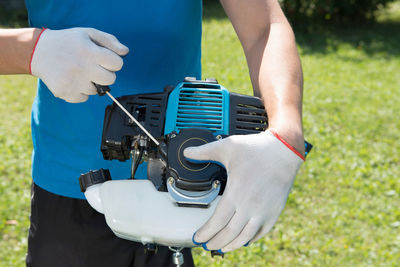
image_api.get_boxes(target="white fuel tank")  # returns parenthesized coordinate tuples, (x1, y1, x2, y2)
(85, 179, 219, 247)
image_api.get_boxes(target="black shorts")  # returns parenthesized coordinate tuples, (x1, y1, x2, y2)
(26, 183, 194, 267)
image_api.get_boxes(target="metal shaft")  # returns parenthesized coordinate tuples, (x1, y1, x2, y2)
(105, 91, 160, 146)
(131, 148, 140, 179)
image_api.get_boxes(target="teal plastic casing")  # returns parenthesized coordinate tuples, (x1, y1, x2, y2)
(164, 81, 230, 136)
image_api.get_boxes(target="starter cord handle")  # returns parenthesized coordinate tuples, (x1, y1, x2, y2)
(94, 83, 160, 146)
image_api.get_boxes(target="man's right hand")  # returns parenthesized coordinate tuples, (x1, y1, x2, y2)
(30, 28, 129, 103)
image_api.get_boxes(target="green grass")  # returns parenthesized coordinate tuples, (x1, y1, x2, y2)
(0, 75, 35, 265)
(1, 2, 400, 266)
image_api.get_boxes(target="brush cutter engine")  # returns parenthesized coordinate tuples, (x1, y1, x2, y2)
(79, 77, 311, 262)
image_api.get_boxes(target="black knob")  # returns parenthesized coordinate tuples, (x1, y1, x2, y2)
(79, 169, 111, 192)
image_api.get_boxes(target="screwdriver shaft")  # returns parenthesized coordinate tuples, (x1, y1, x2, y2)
(105, 91, 160, 146)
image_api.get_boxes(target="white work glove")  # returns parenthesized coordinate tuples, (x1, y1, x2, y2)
(184, 129, 304, 253)
(30, 28, 129, 103)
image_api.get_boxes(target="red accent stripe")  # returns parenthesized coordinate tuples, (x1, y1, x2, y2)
(29, 27, 47, 75)
(269, 129, 305, 161)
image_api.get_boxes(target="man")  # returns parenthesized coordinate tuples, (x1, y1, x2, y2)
(0, 0, 305, 266)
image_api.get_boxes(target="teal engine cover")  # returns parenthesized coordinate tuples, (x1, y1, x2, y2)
(164, 79, 230, 136)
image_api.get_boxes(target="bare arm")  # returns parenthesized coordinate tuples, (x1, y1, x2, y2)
(0, 28, 41, 74)
(220, 0, 304, 154)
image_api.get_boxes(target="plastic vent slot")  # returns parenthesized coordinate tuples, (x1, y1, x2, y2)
(235, 103, 267, 132)
(176, 88, 224, 132)
(126, 96, 164, 128)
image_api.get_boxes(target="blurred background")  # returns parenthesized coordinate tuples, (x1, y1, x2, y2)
(0, 0, 399, 266)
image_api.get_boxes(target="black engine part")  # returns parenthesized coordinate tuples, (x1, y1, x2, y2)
(101, 91, 169, 161)
(79, 168, 111, 192)
(166, 129, 227, 192)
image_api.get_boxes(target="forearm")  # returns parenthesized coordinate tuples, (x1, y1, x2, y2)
(246, 22, 304, 153)
(0, 28, 41, 74)
(221, 0, 304, 154)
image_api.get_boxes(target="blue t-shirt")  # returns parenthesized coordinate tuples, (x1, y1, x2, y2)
(25, 0, 202, 199)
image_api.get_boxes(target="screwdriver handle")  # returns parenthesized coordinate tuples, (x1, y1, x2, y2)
(94, 84, 111, 96)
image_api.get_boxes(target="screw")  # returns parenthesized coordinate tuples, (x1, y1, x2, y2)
(170, 134, 176, 139)
(213, 180, 220, 189)
(168, 177, 175, 185)
(216, 135, 222, 140)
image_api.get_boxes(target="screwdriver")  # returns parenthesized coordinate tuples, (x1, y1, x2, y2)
(94, 84, 160, 146)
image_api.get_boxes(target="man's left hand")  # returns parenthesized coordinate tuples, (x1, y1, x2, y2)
(184, 129, 304, 252)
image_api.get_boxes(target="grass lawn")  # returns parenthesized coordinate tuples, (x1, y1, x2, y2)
(1, 2, 399, 266)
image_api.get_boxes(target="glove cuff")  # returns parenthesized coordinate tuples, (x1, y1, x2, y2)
(268, 129, 305, 161)
(29, 27, 47, 75)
